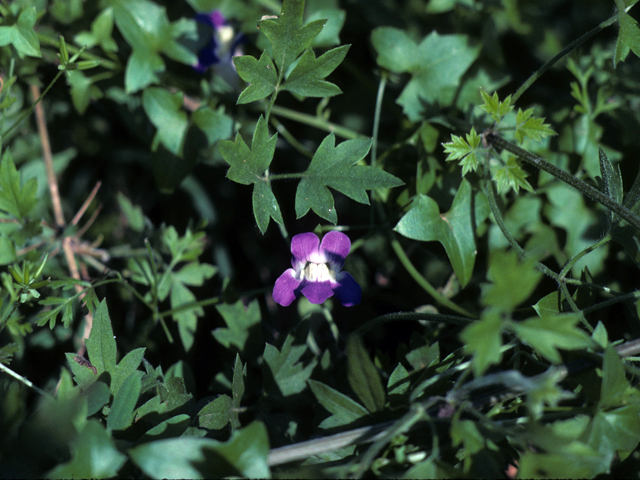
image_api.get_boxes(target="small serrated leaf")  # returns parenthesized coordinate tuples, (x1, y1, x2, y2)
(479, 90, 513, 123)
(492, 156, 534, 194)
(443, 127, 482, 175)
(515, 108, 555, 143)
(253, 181, 284, 234)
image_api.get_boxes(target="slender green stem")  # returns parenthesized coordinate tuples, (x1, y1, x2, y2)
(267, 172, 305, 181)
(269, 116, 313, 158)
(512, 13, 617, 103)
(483, 174, 559, 280)
(558, 234, 611, 281)
(371, 71, 388, 169)
(391, 238, 476, 318)
(582, 290, 640, 315)
(269, 104, 363, 139)
(1, 70, 64, 139)
(559, 281, 593, 332)
(487, 133, 640, 232)
(0, 362, 51, 397)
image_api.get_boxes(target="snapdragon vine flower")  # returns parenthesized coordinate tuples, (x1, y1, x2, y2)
(193, 10, 244, 84)
(273, 232, 361, 307)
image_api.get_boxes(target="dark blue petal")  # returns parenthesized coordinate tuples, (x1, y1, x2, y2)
(333, 272, 361, 306)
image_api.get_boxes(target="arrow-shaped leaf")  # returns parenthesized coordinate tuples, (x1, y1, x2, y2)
(394, 179, 476, 287)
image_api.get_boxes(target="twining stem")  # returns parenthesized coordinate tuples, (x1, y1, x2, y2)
(487, 133, 640, 232)
(0, 362, 51, 397)
(351, 311, 474, 337)
(1, 71, 64, 140)
(558, 233, 611, 281)
(511, 3, 638, 103)
(269, 104, 363, 139)
(483, 174, 558, 279)
(371, 71, 388, 169)
(391, 238, 476, 318)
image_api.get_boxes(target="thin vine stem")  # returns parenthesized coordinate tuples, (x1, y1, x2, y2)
(352, 311, 475, 337)
(487, 133, 640, 233)
(482, 170, 559, 280)
(511, 6, 634, 103)
(1, 70, 64, 140)
(371, 70, 388, 169)
(268, 104, 362, 139)
(391, 238, 476, 318)
(558, 233, 611, 281)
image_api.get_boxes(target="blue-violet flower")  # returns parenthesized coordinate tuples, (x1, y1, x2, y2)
(273, 231, 361, 307)
(193, 11, 244, 83)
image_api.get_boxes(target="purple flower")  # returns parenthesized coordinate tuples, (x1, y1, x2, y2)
(193, 11, 245, 83)
(273, 232, 361, 307)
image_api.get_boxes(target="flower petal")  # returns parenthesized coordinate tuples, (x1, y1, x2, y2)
(291, 232, 324, 267)
(273, 269, 302, 306)
(333, 272, 361, 307)
(320, 231, 351, 270)
(301, 280, 334, 304)
(194, 40, 220, 72)
(195, 11, 227, 28)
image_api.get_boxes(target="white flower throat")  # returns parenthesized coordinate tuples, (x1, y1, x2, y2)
(302, 262, 336, 282)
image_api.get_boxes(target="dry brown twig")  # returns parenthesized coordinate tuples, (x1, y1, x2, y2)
(31, 84, 109, 356)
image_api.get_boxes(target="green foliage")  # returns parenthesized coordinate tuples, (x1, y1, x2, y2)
(0, 7, 41, 58)
(308, 379, 368, 428)
(263, 326, 317, 397)
(295, 134, 403, 223)
(219, 115, 283, 234)
(129, 421, 270, 478)
(0, 150, 38, 220)
(108, 0, 197, 93)
(213, 299, 261, 352)
(394, 179, 482, 287)
(345, 335, 385, 413)
(2, 0, 640, 478)
(371, 27, 480, 121)
(442, 127, 482, 175)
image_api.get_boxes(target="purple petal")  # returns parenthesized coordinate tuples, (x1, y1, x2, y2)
(273, 269, 302, 306)
(333, 272, 361, 307)
(291, 233, 324, 267)
(320, 231, 351, 270)
(195, 11, 227, 28)
(301, 280, 334, 304)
